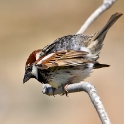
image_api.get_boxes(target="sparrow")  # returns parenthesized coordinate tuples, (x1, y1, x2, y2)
(23, 12, 122, 95)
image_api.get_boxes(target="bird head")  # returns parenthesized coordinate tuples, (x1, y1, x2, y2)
(23, 49, 42, 83)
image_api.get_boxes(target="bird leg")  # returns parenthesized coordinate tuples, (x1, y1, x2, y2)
(63, 84, 69, 97)
(52, 87, 56, 97)
(63, 76, 77, 97)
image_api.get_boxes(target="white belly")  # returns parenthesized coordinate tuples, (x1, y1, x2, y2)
(48, 64, 93, 89)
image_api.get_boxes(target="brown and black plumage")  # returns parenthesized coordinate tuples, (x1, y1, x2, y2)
(23, 12, 122, 93)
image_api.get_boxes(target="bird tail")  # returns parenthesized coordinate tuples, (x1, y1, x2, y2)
(87, 12, 123, 60)
(93, 62, 110, 69)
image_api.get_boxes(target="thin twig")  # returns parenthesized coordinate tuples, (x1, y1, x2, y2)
(76, 0, 116, 34)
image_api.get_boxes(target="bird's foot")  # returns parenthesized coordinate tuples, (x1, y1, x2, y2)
(63, 76, 77, 97)
(64, 84, 69, 97)
(52, 87, 56, 97)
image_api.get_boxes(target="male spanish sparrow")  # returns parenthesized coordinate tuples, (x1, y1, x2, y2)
(23, 12, 122, 95)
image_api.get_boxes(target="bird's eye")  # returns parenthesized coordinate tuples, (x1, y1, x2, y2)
(26, 65, 32, 72)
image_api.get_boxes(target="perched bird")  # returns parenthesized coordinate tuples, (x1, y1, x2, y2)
(23, 12, 122, 95)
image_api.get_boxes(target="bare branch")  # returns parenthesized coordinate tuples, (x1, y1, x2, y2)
(76, 0, 116, 34)
(42, 82, 111, 124)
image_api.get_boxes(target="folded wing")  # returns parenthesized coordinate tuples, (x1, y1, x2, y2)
(36, 50, 90, 69)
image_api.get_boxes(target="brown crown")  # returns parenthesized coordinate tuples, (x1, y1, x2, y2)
(25, 49, 41, 67)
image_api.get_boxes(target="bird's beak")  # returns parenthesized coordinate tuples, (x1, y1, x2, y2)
(23, 71, 32, 84)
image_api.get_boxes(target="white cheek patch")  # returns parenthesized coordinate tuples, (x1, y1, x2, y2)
(37, 53, 55, 64)
(32, 64, 38, 79)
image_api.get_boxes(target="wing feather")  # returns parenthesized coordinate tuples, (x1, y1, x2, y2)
(36, 50, 90, 69)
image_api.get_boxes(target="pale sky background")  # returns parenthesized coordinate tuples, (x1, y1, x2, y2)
(0, 0, 124, 124)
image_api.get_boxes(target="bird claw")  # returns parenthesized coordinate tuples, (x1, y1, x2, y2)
(62, 76, 76, 97)
(52, 87, 56, 97)
(63, 84, 69, 97)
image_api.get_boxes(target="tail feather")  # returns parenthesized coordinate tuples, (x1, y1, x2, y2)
(94, 12, 123, 42)
(87, 12, 123, 60)
(94, 62, 110, 69)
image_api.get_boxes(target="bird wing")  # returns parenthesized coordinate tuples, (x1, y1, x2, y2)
(41, 34, 93, 56)
(35, 50, 90, 69)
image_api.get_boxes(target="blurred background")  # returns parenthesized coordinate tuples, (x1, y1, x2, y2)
(0, 0, 124, 124)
